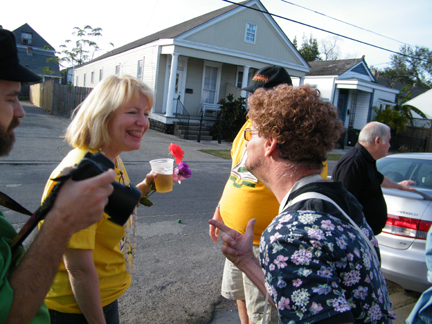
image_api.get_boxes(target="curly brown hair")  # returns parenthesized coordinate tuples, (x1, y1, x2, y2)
(247, 84, 344, 169)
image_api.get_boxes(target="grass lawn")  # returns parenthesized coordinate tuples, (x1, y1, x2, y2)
(200, 149, 344, 161)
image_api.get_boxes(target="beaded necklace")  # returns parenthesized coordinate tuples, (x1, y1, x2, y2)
(99, 149, 137, 274)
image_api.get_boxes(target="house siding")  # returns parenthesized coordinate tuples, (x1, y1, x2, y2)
(183, 4, 300, 65)
(304, 77, 336, 101)
(74, 43, 159, 89)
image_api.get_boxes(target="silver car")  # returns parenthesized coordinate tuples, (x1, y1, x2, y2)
(376, 153, 432, 293)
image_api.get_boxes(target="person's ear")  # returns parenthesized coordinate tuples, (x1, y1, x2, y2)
(375, 137, 381, 145)
(264, 137, 278, 157)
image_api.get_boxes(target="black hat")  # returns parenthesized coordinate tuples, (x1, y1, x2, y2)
(242, 65, 292, 93)
(0, 29, 42, 83)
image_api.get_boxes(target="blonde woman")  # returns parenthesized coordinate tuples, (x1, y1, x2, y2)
(40, 75, 156, 324)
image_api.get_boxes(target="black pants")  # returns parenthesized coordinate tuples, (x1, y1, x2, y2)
(49, 300, 119, 324)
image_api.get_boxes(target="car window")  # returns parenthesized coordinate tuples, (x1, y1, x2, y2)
(377, 158, 432, 188)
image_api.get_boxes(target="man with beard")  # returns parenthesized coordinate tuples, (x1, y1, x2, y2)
(209, 84, 395, 323)
(0, 29, 116, 324)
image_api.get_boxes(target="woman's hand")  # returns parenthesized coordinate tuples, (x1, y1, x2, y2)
(136, 171, 158, 196)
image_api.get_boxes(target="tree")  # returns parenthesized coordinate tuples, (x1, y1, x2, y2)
(372, 107, 408, 134)
(56, 26, 113, 69)
(293, 34, 321, 62)
(320, 36, 341, 61)
(376, 45, 432, 89)
(394, 85, 428, 126)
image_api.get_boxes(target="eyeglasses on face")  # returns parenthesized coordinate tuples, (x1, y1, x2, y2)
(244, 128, 258, 141)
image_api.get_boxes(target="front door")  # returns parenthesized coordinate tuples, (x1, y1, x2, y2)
(173, 70, 184, 114)
(337, 89, 349, 125)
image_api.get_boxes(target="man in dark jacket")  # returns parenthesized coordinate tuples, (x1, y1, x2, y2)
(332, 121, 415, 234)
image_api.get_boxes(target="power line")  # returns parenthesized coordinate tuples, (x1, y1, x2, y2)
(222, 0, 428, 63)
(280, 0, 416, 48)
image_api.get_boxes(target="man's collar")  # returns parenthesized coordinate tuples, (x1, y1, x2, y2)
(355, 142, 375, 162)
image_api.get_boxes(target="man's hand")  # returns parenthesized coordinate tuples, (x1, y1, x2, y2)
(46, 169, 116, 234)
(209, 205, 222, 243)
(398, 180, 416, 191)
(208, 218, 257, 271)
(382, 176, 416, 192)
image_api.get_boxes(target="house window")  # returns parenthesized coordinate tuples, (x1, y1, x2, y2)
(21, 32, 33, 45)
(137, 59, 143, 80)
(115, 64, 120, 75)
(244, 22, 257, 44)
(99, 69, 103, 81)
(236, 71, 243, 88)
(202, 61, 222, 104)
(76, 76, 78, 86)
(26, 47, 33, 55)
(90, 71, 94, 84)
(83, 74, 86, 87)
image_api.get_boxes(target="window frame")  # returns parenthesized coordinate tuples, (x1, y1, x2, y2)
(244, 22, 257, 44)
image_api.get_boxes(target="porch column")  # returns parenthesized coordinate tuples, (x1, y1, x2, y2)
(299, 77, 305, 85)
(240, 65, 250, 98)
(165, 52, 179, 117)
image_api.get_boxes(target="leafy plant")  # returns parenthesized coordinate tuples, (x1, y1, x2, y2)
(394, 84, 427, 126)
(210, 94, 247, 142)
(372, 107, 408, 134)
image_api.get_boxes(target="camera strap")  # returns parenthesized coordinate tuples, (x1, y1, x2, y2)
(0, 191, 33, 216)
(0, 173, 72, 252)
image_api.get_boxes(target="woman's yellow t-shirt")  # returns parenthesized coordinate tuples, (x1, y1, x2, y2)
(39, 148, 131, 313)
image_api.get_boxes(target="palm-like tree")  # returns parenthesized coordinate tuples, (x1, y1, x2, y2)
(372, 107, 408, 134)
(396, 85, 427, 126)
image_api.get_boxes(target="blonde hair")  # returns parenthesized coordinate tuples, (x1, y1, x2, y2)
(65, 75, 154, 149)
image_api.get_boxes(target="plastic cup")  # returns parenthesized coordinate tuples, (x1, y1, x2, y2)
(149, 158, 174, 193)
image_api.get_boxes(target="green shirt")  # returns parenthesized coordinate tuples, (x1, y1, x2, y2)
(0, 211, 50, 323)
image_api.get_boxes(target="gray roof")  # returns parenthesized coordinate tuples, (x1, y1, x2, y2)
(306, 58, 364, 76)
(89, 1, 248, 64)
(375, 76, 429, 99)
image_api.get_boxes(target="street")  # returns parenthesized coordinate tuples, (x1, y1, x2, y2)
(0, 103, 421, 323)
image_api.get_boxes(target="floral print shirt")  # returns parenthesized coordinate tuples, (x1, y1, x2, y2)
(260, 209, 395, 324)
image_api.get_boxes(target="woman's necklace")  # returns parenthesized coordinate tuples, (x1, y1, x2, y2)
(99, 148, 137, 274)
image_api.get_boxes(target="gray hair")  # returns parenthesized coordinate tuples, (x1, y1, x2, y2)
(358, 122, 391, 144)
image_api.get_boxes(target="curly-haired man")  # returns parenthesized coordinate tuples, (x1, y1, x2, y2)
(210, 84, 395, 324)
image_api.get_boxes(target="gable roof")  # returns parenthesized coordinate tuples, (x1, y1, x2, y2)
(12, 23, 55, 50)
(91, 1, 248, 64)
(306, 58, 364, 76)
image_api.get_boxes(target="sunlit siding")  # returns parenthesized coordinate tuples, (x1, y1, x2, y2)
(183, 4, 300, 65)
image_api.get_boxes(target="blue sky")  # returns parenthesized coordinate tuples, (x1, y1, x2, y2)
(2, 0, 431, 69)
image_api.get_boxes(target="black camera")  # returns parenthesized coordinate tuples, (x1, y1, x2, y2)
(9, 152, 142, 252)
(71, 152, 142, 226)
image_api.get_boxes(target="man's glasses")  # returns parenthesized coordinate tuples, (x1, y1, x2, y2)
(244, 128, 258, 141)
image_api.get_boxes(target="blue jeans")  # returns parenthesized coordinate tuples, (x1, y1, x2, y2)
(49, 300, 119, 324)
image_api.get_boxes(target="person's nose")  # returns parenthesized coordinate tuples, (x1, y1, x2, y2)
(14, 101, 25, 119)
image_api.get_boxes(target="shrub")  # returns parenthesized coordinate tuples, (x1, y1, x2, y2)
(210, 94, 247, 142)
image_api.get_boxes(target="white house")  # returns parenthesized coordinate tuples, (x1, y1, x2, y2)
(405, 89, 432, 119)
(72, 0, 309, 133)
(304, 58, 400, 133)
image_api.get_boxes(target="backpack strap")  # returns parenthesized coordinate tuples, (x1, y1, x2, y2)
(285, 192, 379, 261)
